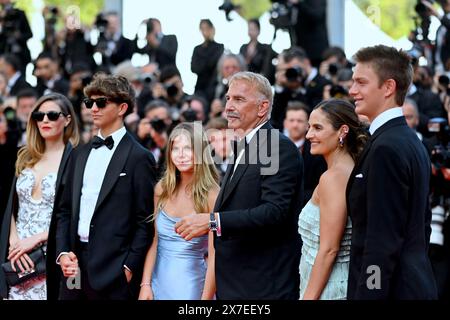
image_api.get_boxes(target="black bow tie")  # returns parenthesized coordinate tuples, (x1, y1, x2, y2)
(92, 135, 114, 150)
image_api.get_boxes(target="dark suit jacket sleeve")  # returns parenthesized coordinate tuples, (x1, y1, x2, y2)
(123, 151, 156, 272)
(158, 35, 178, 62)
(355, 144, 410, 299)
(54, 151, 75, 256)
(219, 139, 303, 237)
(297, 0, 327, 22)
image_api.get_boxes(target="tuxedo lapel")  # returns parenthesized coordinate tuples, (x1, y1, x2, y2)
(214, 162, 234, 210)
(219, 123, 271, 206)
(94, 133, 133, 212)
(346, 117, 406, 202)
(221, 159, 249, 205)
(72, 145, 91, 219)
(55, 143, 72, 193)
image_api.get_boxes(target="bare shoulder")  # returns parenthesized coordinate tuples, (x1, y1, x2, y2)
(318, 166, 352, 196)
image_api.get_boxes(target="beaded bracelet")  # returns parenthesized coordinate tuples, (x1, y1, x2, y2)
(140, 282, 151, 287)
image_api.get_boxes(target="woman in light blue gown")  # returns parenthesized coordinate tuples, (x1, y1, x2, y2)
(298, 99, 368, 300)
(139, 122, 219, 300)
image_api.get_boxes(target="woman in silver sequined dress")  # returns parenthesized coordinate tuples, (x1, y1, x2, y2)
(0, 93, 79, 300)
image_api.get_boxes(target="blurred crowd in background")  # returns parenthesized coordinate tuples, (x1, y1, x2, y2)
(0, 0, 450, 299)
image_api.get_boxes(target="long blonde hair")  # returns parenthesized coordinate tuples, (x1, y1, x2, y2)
(15, 93, 80, 176)
(157, 122, 219, 215)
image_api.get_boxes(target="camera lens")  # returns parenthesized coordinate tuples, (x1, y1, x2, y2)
(166, 84, 179, 97)
(329, 63, 339, 76)
(285, 67, 302, 82)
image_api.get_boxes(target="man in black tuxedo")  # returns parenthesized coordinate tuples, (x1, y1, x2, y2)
(283, 102, 326, 206)
(271, 46, 331, 130)
(0, 54, 32, 96)
(293, 0, 329, 68)
(346, 45, 437, 299)
(0, 0, 32, 74)
(55, 74, 156, 300)
(175, 71, 304, 299)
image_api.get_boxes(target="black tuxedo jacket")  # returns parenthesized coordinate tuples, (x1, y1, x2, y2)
(0, 143, 73, 299)
(9, 75, 32, 96)
(213, 122, 304, 299)
(294, 0, 329, 66)
(54, 132, 156, 295)
(346, 116, 438, 299)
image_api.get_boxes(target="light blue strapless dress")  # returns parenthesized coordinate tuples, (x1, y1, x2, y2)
(151, 209, 208, 300)
(298, 200, 352, 300)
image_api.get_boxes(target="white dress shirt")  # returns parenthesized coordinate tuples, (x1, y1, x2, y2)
(6, 71, 21, 95)
(78, 126, 127, 242)
(369, 107, 403, 136)
(231, 121, 268, 176)
(217, 121, 268, 236)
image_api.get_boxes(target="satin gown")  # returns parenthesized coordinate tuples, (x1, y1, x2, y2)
(151, 209, 208, 300)
(298, 200, 352, 300)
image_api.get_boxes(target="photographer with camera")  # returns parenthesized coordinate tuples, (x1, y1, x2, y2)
(152, 65, 187, 116)
(270, 0, 329, 67)
(92, 11, 134, 72)
(136, 99, 174, 177)
(319, 46, 352, 81)
(408, 65, 446, 136)
(0, 54, 32, 97)
(0, 0, 32, 75)
(179, 95, 207, 123)
(135, 18, 178, 70)
(33, 52, 69, 97)
(271, 46, 330, 130)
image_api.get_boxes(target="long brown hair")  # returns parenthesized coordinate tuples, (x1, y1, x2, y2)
(157, 122, 219, 215)
(15, 93, 80, 176)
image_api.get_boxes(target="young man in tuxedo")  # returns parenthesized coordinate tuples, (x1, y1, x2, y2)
(346, 45, 437, 299)
(55, 74, 156, 300)
(175, 71, 304, 299)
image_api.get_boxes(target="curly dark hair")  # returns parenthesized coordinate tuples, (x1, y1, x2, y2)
(84, 72, 136, 117)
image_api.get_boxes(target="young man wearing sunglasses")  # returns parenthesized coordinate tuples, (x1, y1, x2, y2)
(54, 73, 157, 300)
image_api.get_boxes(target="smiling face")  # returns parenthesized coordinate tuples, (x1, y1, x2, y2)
(35, 101, 70, 142)
(170, 134, 194, 173)
(349, 62, 387, 122)
(306, 108, 340, 156)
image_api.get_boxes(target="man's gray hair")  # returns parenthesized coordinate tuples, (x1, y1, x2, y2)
(228, 71, 273, 117)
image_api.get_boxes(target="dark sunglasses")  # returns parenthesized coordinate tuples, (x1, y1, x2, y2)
(31, 111, 64, 122)
(83, 97, 118, 109)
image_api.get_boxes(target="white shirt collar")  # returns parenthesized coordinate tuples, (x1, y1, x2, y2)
(98, 126, 127, 143)
(369, 107, 403, 135)
(407, 84, 417, 96)
(244, 121, 268, 144)
(7, 72, 21, 88)
(305, 67, 318, 86)
(294, 138, 305, 149)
